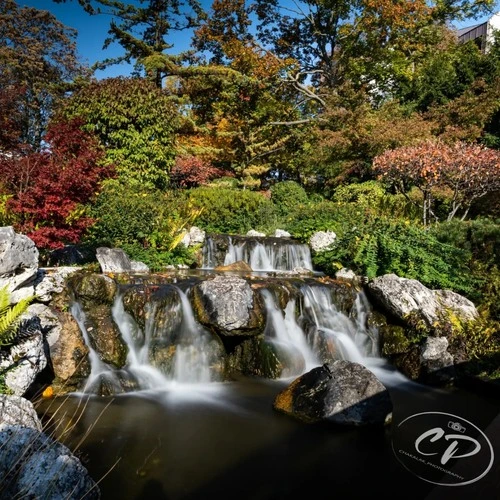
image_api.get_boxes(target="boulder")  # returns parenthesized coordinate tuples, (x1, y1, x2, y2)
(181, 226, 206, 247)
(366, 274, 478, 331)
(193, 275, 264, 336)
(0, 226, 39, 301)
(273, 361, 392, 425)
(0, 315, 47, 396)
(214, 260, 253, 272)
(309, 231, 337, 253)
(0, 394, 42, 431)
(96, 247, 149, 274)
(34, 266, 81, 303)
(0, 426, 100, 499)
(246, 230, 266, 237)
(274, 229, 291, 238)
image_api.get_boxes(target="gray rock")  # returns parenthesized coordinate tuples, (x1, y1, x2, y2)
(96, 247, 149, 273)
(0, 426, 100, 499)
(181, 226, 206, 247)
(309, 230, 337, 252)
(367, 274, 478, 330)
(197, 275, 257, 333)
(0, 316, 47, 396)
(246, 229, 266, 237)
(274, 229, 291, 238)
(0, 395, 42, 431)
(0, 226, 39, 299)
(420, 336, 455, 384)
(274, 361, 392, 425)
(335, 268, 357, 281)
(34, 267, 81, 303)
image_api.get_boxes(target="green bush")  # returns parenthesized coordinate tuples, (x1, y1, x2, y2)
(188, 187, 275, 234)
(312, 216, 474, 295)
(270, 181, 309, 217)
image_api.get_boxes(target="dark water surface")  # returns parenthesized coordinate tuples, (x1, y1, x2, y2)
(36, 377, 499, 500)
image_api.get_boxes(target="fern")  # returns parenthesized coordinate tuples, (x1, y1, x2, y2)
(0, 286, 35, 346)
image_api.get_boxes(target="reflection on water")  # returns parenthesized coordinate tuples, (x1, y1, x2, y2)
(35, 377, 499, 500)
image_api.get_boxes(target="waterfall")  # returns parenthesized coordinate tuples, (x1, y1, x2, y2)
(261, 289, 319, 377)
(299, 285, 374, 364)
(202, 235, 313, 272)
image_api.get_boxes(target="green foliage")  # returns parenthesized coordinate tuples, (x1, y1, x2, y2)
(59, 77, 180, 190)
(0, 286, 34, 347)
(85, 180, 200, 268)
(312, 216, 474, 295)
(270, 181, 309, 217)
(188, 187, 275, 234)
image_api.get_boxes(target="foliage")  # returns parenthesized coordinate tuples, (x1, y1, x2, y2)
(373, 140, 500, 225)
(0, 286, 35, 347)
(170, 155, 230, 188)
(270, 181, 309, 217)
(313, 216, 473, 295)
(0, 0, 89, 150)
(58, 77, 180, 190)
(187, 187, 275, 234)
(86, 180, 202, 268)
(0, 118, 113, 249)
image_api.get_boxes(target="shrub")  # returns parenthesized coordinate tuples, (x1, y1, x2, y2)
(270, 181, 309, 217)
(188, 187, 275, 234)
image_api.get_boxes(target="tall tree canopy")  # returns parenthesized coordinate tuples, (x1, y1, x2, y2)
(0, 0, 89, 150)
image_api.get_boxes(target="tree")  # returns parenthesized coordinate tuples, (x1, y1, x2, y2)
(373, 140, 500, 225)
(0, 0, 89, 149)
(170, 155, 229, 188)
(58, 77, 180, 189)
(0, 118, 114, 249)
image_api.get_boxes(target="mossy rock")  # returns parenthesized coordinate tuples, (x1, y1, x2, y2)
(69, 272, 117, 306)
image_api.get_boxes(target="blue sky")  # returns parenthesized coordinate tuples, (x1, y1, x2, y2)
(21, 1, 498, 80)
(21, 0, 202, 79)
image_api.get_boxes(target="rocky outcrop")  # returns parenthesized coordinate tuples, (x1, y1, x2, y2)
(0, 395, 100, 499)
(274, 361, 392, 425)
(366, 274, 478, 331)
(33, 266, 81, 303)
(0, 226, 39, 302)
(0, 315, 47, 396)
(193, 275, 265, 336)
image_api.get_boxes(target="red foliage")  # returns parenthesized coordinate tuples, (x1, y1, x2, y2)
(373, 140, 500, 222)
(0, 118, 114, 249)
(170, 155, 231, 188)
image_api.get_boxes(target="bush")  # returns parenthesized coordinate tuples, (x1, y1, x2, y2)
(312, 216, 474, 295)
(270, 181, 309, 216)
(188, 187, 275, 234)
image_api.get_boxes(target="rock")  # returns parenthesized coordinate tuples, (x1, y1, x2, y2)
(274, 229, 291, 238)
(70, 273, 117, 306)
(246, 230, 266, 237)
(0, 395, 42, 431)
(335, 268, 358, 282)
(366, 274, 478, 331)
(214, 260, 253, 272)
(96, 247, 149, 273)
(193, 275, 264, 335)
(0, 426, 100, 499)
(34, 267, 81, 303)
(0, 315, 47, 396)
(33, 305, 90, 393)
(0, 226, 39, 300)
(309, 231, 336, 253)
(45, 245, 95, 266)
(273, 361, 392, 425)
(420, 336, 455, 384)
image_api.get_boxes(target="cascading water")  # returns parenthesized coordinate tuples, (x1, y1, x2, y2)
(260, 289, 319, 377)
(202, 235, 313, 272)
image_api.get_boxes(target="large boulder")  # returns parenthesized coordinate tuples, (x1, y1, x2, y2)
(193, 275, 265, 336)
(273, 361, 392, 426)
(34, 266, 81, 303)
(309, 230, 337, 253)
(366, 274, 478, 331)
(0, 425, 100, 499)
(0, 226, 39, 302)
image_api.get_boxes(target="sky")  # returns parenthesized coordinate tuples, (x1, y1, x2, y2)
(20, 0, 499, 80)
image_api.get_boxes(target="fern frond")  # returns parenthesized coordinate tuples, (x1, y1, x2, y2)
(0, 291, 35, 346)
